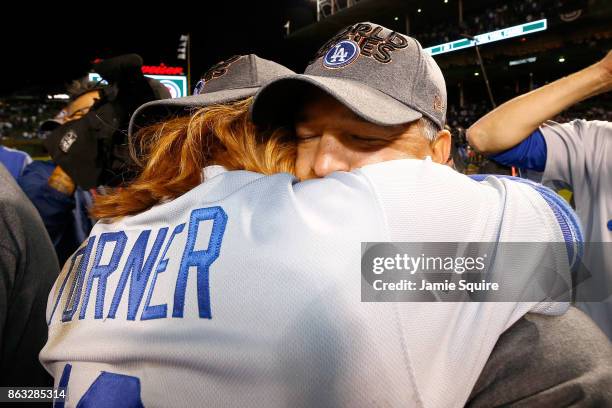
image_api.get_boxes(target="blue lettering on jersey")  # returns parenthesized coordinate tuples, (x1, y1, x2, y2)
(61, 238, 96, 322)
(108, 228, 169, 320)
(173, 207, 228, 319)
(53, 364, 71, 408)
(80, 232, 128, 320)
(51, 207, 228, 323)
(49, 240, 93, 324)
(76, 372, 144, 408)
(141, 223, 185, 320)
(54, 365, 143, 408)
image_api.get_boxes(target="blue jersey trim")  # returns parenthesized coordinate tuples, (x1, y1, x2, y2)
(489, 130, 547, 172)
(469, 174, 583, 269)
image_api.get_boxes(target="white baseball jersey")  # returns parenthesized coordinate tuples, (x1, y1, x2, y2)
(41, 158, 580, 408)
(540, 120, 612, 338)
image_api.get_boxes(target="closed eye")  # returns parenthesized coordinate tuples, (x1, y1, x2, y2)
(296, 134, 320, 142)
(350, 134, 390, 145)
(351, 135, 377, 141)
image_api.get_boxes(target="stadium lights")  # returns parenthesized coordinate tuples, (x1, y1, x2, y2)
(425, 19, 547, 56)
(558, 57, 566, 62)
(509, 56, 537, 66)
(89, 73, 188, 98)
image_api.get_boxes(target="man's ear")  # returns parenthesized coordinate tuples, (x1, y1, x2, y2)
(430, 129, 451, 164)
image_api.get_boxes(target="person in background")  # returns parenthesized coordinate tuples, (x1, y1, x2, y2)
(467, 50, 612, 339)
(20, 55, 171, 265)
(18, 78, 104, 265)
(39, 78, 104, 133)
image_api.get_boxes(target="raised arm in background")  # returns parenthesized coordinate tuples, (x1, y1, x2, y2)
(467, 51, 612, 154)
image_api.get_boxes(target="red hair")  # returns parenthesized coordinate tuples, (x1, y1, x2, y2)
(91, 98, 295, 220)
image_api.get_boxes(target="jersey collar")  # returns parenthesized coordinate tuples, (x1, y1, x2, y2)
(202, 165, 228, 180)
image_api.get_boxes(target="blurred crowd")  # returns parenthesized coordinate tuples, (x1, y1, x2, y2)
(418, 0, 579, 47)
(0, 98, 63, 139)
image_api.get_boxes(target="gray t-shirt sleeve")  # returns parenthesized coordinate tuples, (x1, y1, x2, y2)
(0, 242, 18, 352)
(0, 164, 59, 386)
(541, 119, 611, 187)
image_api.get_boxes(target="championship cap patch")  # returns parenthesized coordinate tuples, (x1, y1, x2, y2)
(323, 40, 360, 68)
(194, 55, 243, 94)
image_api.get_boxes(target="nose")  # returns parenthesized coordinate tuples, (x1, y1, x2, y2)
(312, 132, 351, 178)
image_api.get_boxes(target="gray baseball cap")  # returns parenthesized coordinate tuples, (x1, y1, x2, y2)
(128, 54, 295, 137)
(251, 22, 447, 129)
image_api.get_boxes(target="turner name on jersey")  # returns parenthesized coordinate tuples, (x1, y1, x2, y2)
(48, 206, 228, 324)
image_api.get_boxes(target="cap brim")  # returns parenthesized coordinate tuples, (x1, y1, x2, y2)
(128, 87, 259, 139)
(251, 75, 422, 128)
(39, 119, 62, 132)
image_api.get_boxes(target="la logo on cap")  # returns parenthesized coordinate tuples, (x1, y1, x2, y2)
(323, 40, 360, 68)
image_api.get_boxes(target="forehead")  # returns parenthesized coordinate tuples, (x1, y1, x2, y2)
(298, 91, 352, 120)
(296, 90, 404, 134)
